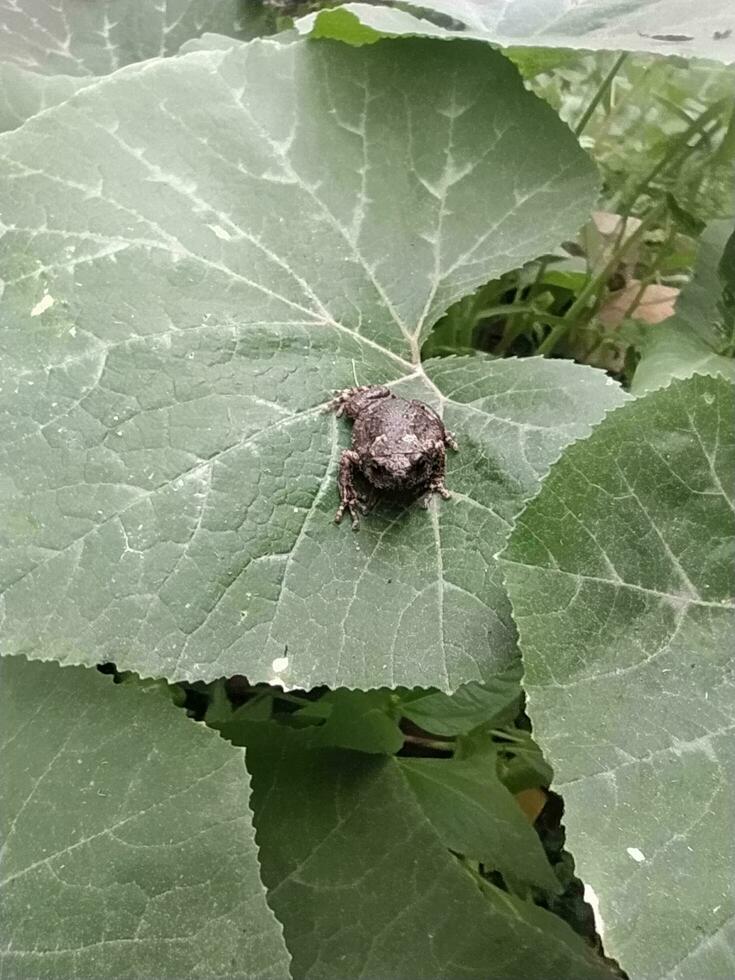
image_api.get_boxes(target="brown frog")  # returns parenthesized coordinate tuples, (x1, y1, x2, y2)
(327, 385, 458, 529)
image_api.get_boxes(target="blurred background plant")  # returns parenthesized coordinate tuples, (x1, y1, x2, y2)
(255, 4, 735, 386)
(421, 48, 735, 383)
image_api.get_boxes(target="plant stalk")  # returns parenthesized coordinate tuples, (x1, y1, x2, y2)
(618, 98, 730, 212)
(402, 733, 455, 752)
(574, 52, 628, 137)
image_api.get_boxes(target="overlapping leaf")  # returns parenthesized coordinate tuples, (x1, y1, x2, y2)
(0, 37, 622, 691)
(245, 723, 614, 979)
(502, 376, 735, 978)
(0, 658, 290, 979)
(0, 0, 261, 76)
(300, 0, 735, 64)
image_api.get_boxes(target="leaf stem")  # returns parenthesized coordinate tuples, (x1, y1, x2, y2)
(402, 733, 455, 753)
(574, 52, 628, 138)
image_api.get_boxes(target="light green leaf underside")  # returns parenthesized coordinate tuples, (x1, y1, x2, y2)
(634, 220, 735, 393)
(502, 376, 735, 979)
(0, 38, 618, 691)
(0, 657, 290, 979)
(300, 0, 735, 64)
(0, 0, 260, 76)
(245, 724, 614, 980)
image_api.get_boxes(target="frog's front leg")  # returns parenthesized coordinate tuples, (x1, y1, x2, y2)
(328, 385, 392, 419)
(334, 449, 363, 529)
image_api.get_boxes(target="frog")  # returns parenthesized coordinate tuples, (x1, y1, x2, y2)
(327, 385, 459, 529)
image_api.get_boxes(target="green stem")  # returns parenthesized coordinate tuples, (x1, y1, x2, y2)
(489, 729, 528, 744)
(537, 207, 663, 357)
(402, 733, 455, 753)
(574, 52, 628, 137)
(474, 303, 538, 319)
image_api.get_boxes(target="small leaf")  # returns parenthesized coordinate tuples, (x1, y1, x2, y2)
(301, 689, 405, 754)
(400, 658, 523, 735)
(399, 754, 561, 893)
(0, 657, 290, 979)
(245, 723, 617, 979)
(502, 375, 735, 979)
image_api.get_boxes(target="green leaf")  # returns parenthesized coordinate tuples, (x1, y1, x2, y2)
(245, 724, 616, 979)
(400, 658, 523, 735)
(502, 376, 735, 979)
(634, 220, 735, 392)
(0, 64, 93, 136)
(0, 0, 263, 76)
(299, 0, 735, 64)
(300, 689, 405, 754)
(0, 657, 290, 979)
(0, 38, 620, 691)
(398, 754, 561, 893)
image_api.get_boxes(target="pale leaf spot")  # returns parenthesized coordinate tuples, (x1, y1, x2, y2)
(31, 294, 54, 317)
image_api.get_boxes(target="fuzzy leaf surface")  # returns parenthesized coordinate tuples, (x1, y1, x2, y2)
(502, 376, 735, 979)
(0, 0, 261, 76)
(0, 64, 92, 136)
(0, 658, 290, 979)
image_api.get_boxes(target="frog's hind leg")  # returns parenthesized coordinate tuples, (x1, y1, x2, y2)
(444, 430, 459, 452)
(327, 385, 392, 419)
(425, 442, 452, 503)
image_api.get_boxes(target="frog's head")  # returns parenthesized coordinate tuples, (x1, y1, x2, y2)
(366, 434, 431, 488)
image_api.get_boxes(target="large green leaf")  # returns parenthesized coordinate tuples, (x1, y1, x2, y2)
(0, 658, 290, 979)
(0, 38, 622, 691)
(502, 376, 735, 979)
(0, 0, 263, 76)
(634, 220, 735, 393)
(300, 0, 735, 64)
(245, 723, 615, 979)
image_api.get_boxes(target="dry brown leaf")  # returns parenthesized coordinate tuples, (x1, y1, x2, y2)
(598, 280, 680, 327)
(591, 210, 642, 241)
(515, 787, 548, 824)
(584, 211, 643, 272)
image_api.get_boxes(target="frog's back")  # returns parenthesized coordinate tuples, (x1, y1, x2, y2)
(354, 396, 443, 444)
